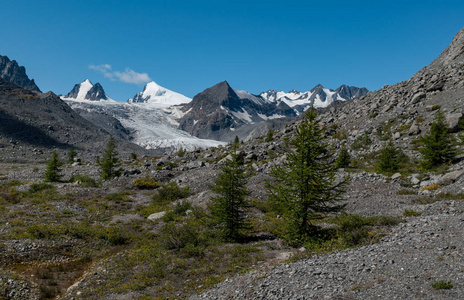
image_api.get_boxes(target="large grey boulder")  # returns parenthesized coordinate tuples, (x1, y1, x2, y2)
(410, 92, 426, 104)
(435, 169, 464, 186)
(445, 112, 463, 133)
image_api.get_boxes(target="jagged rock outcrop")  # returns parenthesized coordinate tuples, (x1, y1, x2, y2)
(0, 55, 41, 92)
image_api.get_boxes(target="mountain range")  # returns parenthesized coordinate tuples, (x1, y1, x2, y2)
(60, 77, 368, 144)
(0, 53, 368, 153)
(178, 81, 368, 140)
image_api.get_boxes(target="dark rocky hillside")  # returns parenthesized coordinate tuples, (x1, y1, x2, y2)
(0, 55, 41, 92)
(0, 79, 155, 162)
(178, 81, 296, 141)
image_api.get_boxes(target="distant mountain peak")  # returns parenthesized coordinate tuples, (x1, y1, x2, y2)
(128, 81, 191, 107)
(61, 79, 111, 101)
(0, 54, 41, 92)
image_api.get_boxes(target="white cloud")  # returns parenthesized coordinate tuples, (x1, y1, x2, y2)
(89, 64, 151, 85)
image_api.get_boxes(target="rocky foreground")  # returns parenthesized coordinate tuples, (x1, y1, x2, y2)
(192, 192, 464, 300)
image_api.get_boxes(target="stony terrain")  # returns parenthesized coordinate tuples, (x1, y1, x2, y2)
(0, 27, 463, 300)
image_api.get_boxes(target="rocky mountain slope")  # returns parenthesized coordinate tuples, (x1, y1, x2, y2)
(0, 78, 155, 163)
(61, 79, 112, 101)
(0, 55, 41, 92)
(178, 81, 368, 141)
(188, 26, 464, 300)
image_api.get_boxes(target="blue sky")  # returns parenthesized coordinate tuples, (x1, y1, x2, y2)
(2, 0, 463, 101)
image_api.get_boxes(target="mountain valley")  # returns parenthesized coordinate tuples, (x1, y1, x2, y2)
(0, 27, 463, 300)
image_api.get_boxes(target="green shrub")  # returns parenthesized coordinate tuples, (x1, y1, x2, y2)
(377, 140, 401, 173)
(105, 191, 133, 202)
(162, 201, 193, 222)
(70, 175, 98, 187)
(28, 183, 55, 193)
(351, 132, 372, 150)
(432, 280, 452, 289)
(153, 182, 190, 203)
(133, 177, 163, 189)
(177, 147, 186, 157)
(403, 209, 421, 217)
(431, 105, 441, 111)
(397, 189, 417, 195)
(159, 219, 206, 252)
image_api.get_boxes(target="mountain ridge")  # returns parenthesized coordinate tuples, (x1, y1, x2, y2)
(0, 55, 41, 92)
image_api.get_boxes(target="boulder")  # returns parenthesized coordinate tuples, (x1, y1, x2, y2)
(445, 112, 463, 133)
(148, 211, 166, 221)
(411, 92, 426, 104)
(435, 169, 464, 186)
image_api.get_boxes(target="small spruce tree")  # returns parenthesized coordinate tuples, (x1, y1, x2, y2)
(209, 146, 250, 241)
(377, 140, 400, 173)
(420, 110, 456, 169)
(67, 147, 77, 164)
(44, 150, 62, 182)
(265, 129, 274, 142)
(336, 145, 350, 169)
(266, 107, 347, 244)
(233, 135, 240, 147)
(99, 136, 121, 180)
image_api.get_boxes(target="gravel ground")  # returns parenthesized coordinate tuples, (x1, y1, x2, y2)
(191, 196, 464, 300)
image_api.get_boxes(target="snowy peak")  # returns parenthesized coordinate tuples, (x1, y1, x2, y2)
(178, 81, 296, 140)
(61, 79, 111, 101)
(259, 84, 368, 111)
(128, 81, 191, 107)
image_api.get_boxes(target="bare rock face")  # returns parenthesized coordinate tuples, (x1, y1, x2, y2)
(85, 83, 108, 101)
(0, 55, 41, 92)
(178, 81, 296, 141)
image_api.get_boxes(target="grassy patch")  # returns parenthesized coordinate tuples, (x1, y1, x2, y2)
(403, 209, 421, 217)
(432, 280, 453, 290)
(397, 189, 417, 195)
(133, 177, 163, 189)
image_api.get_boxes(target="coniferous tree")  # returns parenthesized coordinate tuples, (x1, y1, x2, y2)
(266, 108, 347, 244)
(377, 140, 400, 173)
(336, 145, 350, 169)
(233, 135, 240, 147)
(99, 136, 121, 180)
(44, 150, 62, 182)
(209, 147, 250, 241)
(265, 129, 274, 142)
(420, 110, 456, 169)
(67, 147, 77, 164)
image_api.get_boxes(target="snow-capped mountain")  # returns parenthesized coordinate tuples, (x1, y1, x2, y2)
(178, 81, 368, 141)
(260, 84, 369, 113)
(128, 81, 191, 107)
(61, 79, 113, 101)
(178, 81, 297, 141)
